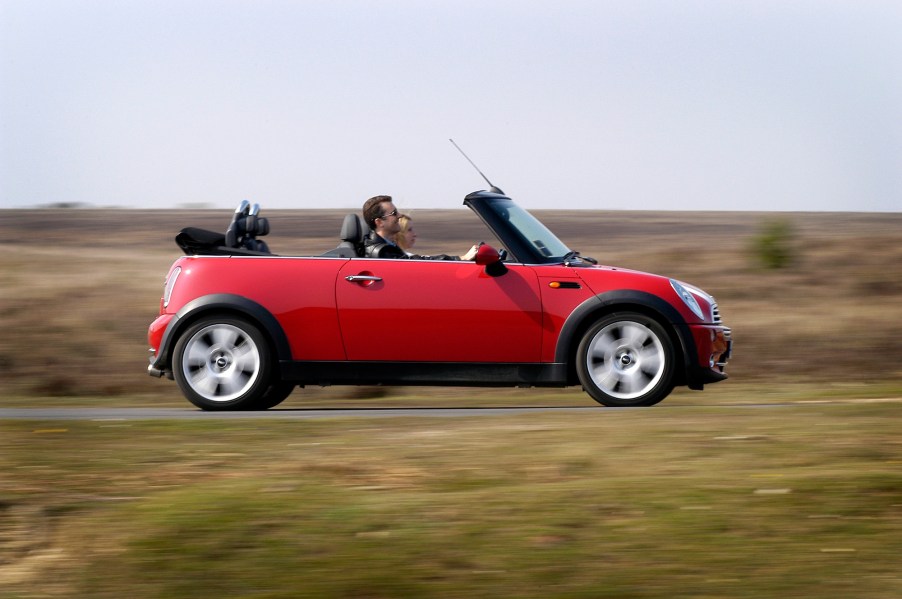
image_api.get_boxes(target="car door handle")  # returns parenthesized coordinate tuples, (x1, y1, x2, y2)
(345, 275, 383, 282)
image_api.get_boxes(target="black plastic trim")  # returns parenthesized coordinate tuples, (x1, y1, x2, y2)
(150, 294, 291, 375)
(685, 364, 729, 390)
(280, 361, 568, 387)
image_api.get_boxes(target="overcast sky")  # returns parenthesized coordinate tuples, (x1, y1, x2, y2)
(1, 0, 900, 211)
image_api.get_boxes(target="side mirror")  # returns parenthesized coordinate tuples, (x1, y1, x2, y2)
(475, 244, 508, 277)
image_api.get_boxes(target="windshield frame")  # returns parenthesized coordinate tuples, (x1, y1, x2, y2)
(463, 192, 575, 265)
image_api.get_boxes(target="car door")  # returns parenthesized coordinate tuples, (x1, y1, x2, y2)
(335, 259, 542, 362)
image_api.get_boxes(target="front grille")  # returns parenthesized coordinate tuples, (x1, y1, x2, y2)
(717, 327, 733, 367)
(712, 301, 722, 324)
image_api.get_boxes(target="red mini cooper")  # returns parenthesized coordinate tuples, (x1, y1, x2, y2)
(148, 191, 731, 410)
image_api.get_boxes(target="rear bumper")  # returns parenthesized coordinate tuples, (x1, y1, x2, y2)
(147, 314, 175, 379)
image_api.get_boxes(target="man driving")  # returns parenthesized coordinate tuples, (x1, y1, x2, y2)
(362, 195, 478, 260)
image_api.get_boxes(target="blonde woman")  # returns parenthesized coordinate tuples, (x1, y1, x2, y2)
(394, 214, 417, 255)
(393, 213, 478, 260)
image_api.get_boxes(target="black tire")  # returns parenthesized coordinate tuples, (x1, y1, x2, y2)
(253, 381, 296, 410)
(576, 312, 676, 407)
(172, 316, 275, 411)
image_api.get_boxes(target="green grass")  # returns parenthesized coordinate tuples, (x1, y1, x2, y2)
(2, 403, 901, 598)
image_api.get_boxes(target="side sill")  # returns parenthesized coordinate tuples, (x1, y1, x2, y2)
(280, 361, 568, 387)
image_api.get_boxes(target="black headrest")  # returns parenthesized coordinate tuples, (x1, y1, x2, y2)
(340, 214, 368, 243)
(226, 212, 270, 249)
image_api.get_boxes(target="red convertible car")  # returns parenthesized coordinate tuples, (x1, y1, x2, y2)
(148, 191, 731, 410)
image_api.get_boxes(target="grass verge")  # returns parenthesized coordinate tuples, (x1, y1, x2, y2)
(2, 402, 901, 598)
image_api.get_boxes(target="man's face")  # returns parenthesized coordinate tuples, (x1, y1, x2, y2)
(375, 201, 401, 237)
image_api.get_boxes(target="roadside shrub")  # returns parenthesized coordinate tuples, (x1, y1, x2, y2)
(751, 218, 796, 269)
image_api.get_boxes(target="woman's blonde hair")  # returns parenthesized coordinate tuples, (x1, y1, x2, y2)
(395, 214, 412, 251)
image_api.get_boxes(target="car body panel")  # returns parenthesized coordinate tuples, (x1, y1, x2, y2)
(532, 266, 600, 362)
(164, 256, 348, 360)
(335, 259, 543, 362)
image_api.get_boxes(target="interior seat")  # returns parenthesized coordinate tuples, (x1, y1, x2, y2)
(321, 213, 368, 257)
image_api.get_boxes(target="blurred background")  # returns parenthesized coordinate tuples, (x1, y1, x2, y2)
(1, 206, 901, 401)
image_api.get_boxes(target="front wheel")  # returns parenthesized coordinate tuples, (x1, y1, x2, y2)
(173, 316, 275, 410)
(576, 312, 675, 407)
(254, 381, 296, 410)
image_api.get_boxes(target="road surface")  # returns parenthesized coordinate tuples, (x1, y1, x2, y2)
(0, 403, 821, 420)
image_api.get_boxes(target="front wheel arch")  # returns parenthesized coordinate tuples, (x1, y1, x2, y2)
(556, 293, 693, 388)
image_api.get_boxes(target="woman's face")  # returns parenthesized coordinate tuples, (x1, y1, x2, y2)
(399, 224, 417, 247)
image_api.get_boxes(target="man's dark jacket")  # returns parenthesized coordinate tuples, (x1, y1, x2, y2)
(363, 232, 459, 260)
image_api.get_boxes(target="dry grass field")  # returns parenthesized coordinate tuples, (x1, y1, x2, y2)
(2, 206, 901, 401)
(2, 207, 902, 598)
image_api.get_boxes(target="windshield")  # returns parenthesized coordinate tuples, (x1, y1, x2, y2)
(484, 198, 571, 262)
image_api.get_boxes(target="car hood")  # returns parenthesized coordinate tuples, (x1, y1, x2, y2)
(571, 264, 713, 324)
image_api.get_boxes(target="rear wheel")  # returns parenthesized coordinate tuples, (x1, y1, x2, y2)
(576, 312, 675, 407)
(173, 316, 274, 410)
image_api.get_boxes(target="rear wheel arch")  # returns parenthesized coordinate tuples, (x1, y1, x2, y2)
(160, 294, 291, 373)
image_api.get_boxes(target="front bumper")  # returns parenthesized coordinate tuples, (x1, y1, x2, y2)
(685, 324, 732, 388)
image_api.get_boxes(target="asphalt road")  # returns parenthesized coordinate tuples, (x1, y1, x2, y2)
(0, 404, 814, 420)
(0, 406, 617, 420)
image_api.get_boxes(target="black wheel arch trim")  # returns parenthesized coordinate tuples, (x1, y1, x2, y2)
(151, 294, 291, 374)
(554, 290, 698, 382)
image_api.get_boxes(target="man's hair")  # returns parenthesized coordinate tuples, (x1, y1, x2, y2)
(363, 195, 392, 229)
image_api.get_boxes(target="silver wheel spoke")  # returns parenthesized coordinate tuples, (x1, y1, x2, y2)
(232, 343, 258, 372)
(589, 332, 616, 361)
(619, 372, 642, 396)
(185, 343, 210, 368)
(638, 346, 663, 374)
(621, 324, 647, 347)
(211, 326, 239, 349)
(592, 362, 618, 390)
(190, 369, 218, 396)
(217, 373, 247, 397)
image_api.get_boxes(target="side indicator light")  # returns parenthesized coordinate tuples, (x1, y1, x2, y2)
(549, 281, 581, 289)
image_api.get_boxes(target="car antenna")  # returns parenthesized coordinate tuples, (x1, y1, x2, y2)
(449, 138, 504, 194)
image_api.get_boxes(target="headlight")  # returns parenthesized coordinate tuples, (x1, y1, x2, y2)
(670, 279, 705, 320)
(163, 267, 181, 308)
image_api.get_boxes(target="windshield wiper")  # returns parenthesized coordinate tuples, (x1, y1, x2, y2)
(562, 251, 598, 265)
